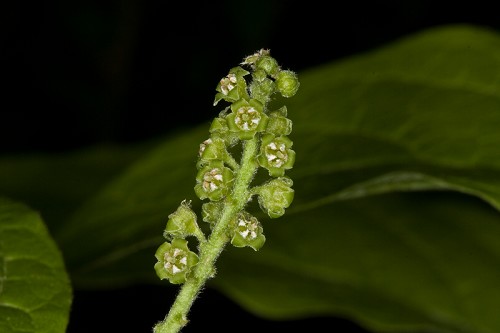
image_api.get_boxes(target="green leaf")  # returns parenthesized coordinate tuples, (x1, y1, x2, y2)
(55, 24, 500, 332)
(285, 23, 500, 211)
(0, 198, 72, 333)
(216, 191, 500, 333)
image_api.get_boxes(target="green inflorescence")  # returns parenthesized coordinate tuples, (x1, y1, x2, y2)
(153, 49, 299, 333)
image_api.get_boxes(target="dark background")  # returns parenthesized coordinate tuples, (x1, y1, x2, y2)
(3, 0, 499, 155)
(2, 1, 499, 332)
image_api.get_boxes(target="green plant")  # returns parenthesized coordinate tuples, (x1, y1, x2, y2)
(1, 24, 500, 333)
(152, 49, 299, 332)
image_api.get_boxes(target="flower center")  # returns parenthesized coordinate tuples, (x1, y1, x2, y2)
(199, 138, 212, 157)
(237, 217, 258, 240)
(202, 168, 224, 192)
(164, 248, 188, 274)
(234, 107, 261, 131)
(265, 141, 288, 168)
(220, 73, 237, 95)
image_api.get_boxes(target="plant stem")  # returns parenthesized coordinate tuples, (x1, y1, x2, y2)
(154, 137, 259, 333)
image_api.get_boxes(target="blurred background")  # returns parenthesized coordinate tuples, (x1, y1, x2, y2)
(3, 0, 499, 154)
(1, 1, 499, 332)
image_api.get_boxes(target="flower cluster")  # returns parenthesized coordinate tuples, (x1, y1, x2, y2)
(154, 49, 299, 284)
(154, 201, 202, 284)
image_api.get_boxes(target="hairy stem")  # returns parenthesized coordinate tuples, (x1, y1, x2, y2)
(154, 137, 259, 333)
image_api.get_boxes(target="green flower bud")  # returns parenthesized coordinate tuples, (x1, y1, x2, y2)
(275, 70, 299, 98)
(256, 55, 279, 77)
(266, 112, 292, 136)
(249, 77, 275, 105)
(230, 211, 265, 251)
(154, 238, 199, 284)
(209, 117, 229, 134)
(208, 116, 239, 147)
(252, 69, 268, 82)
(241, 49, 270, 68)
(255, 177, 294, 218)
(226, 99, 269, 140)
(257, 133, 295, 177)
(214, 67, 250, 106)
(164, 200, 200, 240)
(194, 161, 234, 201)
(201, 201, 224, 228)
(271, 105, 288, 117)
(197, 135, 228, 168)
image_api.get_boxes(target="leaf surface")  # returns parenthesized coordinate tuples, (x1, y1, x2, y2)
(0, 198, 72, 333)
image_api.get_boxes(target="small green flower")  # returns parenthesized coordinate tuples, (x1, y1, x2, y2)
(275, 70, 299, 98)
(241, 48, 270, 68)
(255, 177, 294, 218)
(208, 115, 239, 146)
(255, 55, 280, 77)
(209, 116, 229, 134)
(226, 99, 269, 140)
(154, 239, 199, 284)
(265, 110, 292, 136)
(197, 135, 228, 168)
(214, 67, 250, 106)
(230, 211, 265, 251)
(164, 200, 200, 240)
(194, 161, 234, 201)
(257, 133, 295, 177)
(220, 73, 237, 95)
(201, 201, 223, 228)
(251, 69, 268, 82)
(249, 77, 275, 105)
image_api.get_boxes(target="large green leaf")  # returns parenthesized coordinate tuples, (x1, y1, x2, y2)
(0, 198, 72, 333)
(286, 23, 500, 213)
(216, 191, 500, 333)
(54, 24, 500, 332)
